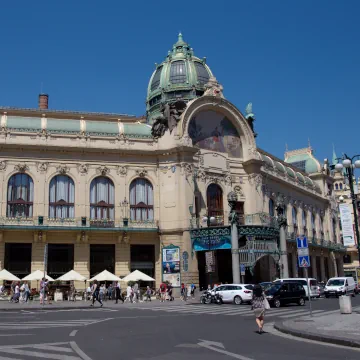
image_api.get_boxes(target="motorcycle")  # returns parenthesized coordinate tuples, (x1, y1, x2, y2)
(200, 290, 223, 304)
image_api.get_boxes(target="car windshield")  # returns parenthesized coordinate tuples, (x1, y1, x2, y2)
(265, 284, 282, 295)
(245, 285, 253, 290)
(327, 279, 345, 286)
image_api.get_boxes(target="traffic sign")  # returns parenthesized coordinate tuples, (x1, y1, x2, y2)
(240, 264, 246, 276)
(297, 248, 309, 256)
(298, 255, 310, 268)
(297, 236, 308, 249)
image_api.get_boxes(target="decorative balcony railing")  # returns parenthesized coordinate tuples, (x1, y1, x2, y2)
(89, 219, 115, 228)
(128, 220, 158, 229)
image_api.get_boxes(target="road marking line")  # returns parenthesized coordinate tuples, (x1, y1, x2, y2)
(279, 309, 324, 318)
(198, 339, 254, 360)
(0, 348, 81, 360)
(0, 334, 33, 337)
(32, 344, 74, 353)
(0, 356, 23, 360)
(69, 330, 78, 337)
(70, 342, 93, 360)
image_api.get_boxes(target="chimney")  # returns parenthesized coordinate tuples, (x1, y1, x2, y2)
(38, 94, 49, 110)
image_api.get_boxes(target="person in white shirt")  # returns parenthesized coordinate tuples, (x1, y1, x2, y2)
(13, 282, 20, 303)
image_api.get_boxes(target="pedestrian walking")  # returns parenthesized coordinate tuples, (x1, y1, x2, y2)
(159, 282, 167, 302)
(190, 283, 196, 299)
(13, 282, 20, 303)
(115, 281, 124, 304)
(133, 282, 139, 303)
(90, 280, 103, 307)
(23, 281, 30, 303)
(99, 283, 105, 303)
(125, 284, 133, 303)
(108, 284, 113, 300)
(39, 278, 48, 305)
(9, 281, 15, 302)
(251, 284, 269, 334)
(180, 283, 186, 301)
(145, 286, 152, 301)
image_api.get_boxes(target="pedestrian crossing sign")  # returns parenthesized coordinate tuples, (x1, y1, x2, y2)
(298, 255, 310, 268)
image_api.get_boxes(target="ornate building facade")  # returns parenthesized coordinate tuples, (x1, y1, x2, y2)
(0, 34, 345, 289)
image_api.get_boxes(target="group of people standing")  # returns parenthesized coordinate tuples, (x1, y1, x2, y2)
(4, 281, 31, 303)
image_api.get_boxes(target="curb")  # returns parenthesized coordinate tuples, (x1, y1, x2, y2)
(274, 322, 360, 349)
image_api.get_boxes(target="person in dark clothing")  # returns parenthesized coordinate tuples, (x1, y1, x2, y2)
(90, 280, 103, 307)
(115, 281, 124, 304)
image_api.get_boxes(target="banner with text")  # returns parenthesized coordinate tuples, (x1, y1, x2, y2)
(339, 203, 356, 247)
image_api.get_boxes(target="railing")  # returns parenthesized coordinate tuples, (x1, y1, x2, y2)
(1, 217, 36, 225)
(47, 218, 76, 226)
(128, 220, 158, 229)
(89, 219, 115, 228)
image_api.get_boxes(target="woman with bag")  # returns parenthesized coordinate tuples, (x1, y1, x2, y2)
(251, 284, 270, 334)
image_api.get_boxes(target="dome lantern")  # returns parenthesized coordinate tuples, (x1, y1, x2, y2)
(146, 33, 214, 124)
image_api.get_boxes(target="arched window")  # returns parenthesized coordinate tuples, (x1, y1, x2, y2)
(7, 173, 34, 218)
(339, 183, 343, 190)
(49, 175, 75, 219)
(90, 177, 114, 220)
(335, 183, 339, 190)
(302, 210, 307, 228)
(207, 184, 224, 226)
(269, 199, 275, 217)
(292, 207, 298, 226)
(310, 213, 315, 231)
(129, 178, 154, 221)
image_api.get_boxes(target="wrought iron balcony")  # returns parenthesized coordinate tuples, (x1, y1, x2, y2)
(89, 219, 115, 228)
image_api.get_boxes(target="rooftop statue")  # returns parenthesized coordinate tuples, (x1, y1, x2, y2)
(245, 102, 257, 137)
(204, 76, 224, 98)
(151, 100, 187, 139)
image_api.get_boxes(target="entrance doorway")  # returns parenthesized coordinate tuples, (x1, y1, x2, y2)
(130, 245, 155, 279)
(47, 244, 74, 279)
(90, 245, 115, 278)
(251, 255, 278, 283)
(4, 243, 32, 279)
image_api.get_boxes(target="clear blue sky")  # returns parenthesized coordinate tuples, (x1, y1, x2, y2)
(1, 1, 359, 163)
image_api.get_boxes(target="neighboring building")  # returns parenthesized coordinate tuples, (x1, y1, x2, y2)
(0, 34, 345, 290)
(332, 149, 360, 278)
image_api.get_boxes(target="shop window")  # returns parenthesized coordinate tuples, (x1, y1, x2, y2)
(4, 243, 32, 279)
(90, 177, 115, 220)
(90, 244, 115, 278)
(343, 254, 351, 264)
(130, 178, 154, 221)
(130, 245, 155, 278)
(47, 244, 74, 279)
(49, 175, 75, 219)
(7, 173, 34, 218)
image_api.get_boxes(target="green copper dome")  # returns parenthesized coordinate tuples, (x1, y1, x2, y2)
(284, 147, 322, 174)
(146, 33, 213, 124)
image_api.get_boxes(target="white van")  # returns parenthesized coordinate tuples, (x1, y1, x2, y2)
(324, 277, 356, 298)
(273, 278, 318, 298)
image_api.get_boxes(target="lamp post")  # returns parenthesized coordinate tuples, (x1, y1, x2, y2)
(228, 191, 240, 284)
(202, 211, 216, 287)
(334, 154, 360, 263)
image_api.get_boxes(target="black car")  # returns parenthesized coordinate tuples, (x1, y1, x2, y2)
(265, 282, 306, 308)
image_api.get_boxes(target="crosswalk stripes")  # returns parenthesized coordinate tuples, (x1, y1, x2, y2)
(131, 304, 355, 319)
(0, 341, 88, 360)
(0, 319, 98, 330)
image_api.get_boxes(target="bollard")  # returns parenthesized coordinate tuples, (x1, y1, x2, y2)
(339, 295, 352, 314)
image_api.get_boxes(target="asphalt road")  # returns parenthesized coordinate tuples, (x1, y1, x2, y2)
(0, 296, 359, 360)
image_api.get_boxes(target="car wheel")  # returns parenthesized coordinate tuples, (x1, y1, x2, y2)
(298, 297, 305, 306)
(274, 299, 281, 308)
(234, 296, 242, 305)
(325, 295, 329, 298)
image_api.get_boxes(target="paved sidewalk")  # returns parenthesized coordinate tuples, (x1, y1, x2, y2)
(0, 295, 200, 311)
(275, 307, 360, 348)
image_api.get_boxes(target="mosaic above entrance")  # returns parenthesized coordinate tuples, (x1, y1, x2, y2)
(188, 110, 242, 157)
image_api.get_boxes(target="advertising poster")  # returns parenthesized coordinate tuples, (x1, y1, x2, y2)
(357, 268, 360, 286)
(339, 203, 355, 247)
(162, 246, 180, 287)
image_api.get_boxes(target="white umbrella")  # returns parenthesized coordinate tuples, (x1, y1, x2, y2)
(55, 270, 87, 282)
(0, 269, 20, 281)
(121, 270, 155, 282)
(22, 270, 54, 281)
(89, 270, 121, 282)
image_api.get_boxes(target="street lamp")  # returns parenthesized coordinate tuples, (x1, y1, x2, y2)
(334, 154, 360, 263)
(202, 211, 216, 287)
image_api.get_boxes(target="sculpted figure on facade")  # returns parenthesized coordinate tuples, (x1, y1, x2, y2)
(151, 100, 187, 138)
(14, 163, 29, 173)
(78, 163, 88, 175)
(182, 163, 193, 177)
(203, 76, 224, 98)
(117, 166, 127, 176)
(37, 162, 48, 173)
(0, 161, 7, 171)
(197, 169, 207, 182)
(136, 168, 148, 177)
(56, 164, 69, 175)
(97, 166, 110, 176)
(233, 185, 244, 197)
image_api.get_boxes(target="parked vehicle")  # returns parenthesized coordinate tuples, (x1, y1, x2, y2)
(200, 290, 223, 304)
(265, 282, 306, 308)
(259, 282, 273, 291)
(213, 284, 253, 305)
(273, 278, 318, 298)
(324, 277, 356, 298)
(316, 284, 325, 298)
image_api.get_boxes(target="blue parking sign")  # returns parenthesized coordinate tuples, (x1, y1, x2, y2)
(297, 236, 308, 249)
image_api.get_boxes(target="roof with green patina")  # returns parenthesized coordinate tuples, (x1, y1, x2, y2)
(284, 147, 321, 174)
(7, 116, 42, 131)
(123, 123, 152, 138)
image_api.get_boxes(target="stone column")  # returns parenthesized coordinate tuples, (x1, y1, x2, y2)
(228, 192, 240, 284)
(320, 256, 325, 282)
(74, 243, 90, 291)
(276, 195, 289, 278)
(292, 251, 298, 278)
